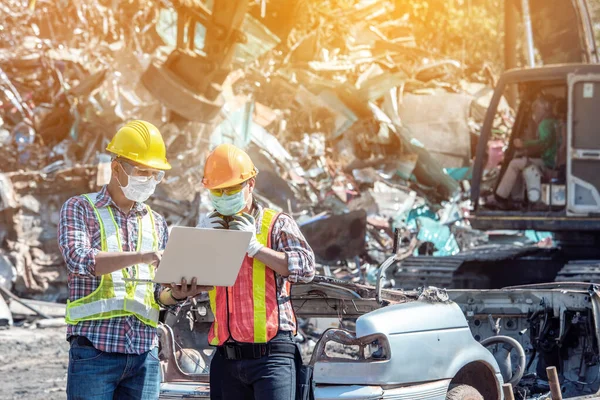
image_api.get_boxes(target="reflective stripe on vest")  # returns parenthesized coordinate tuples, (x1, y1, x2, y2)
(208, 208, 281, 345)
(65, 192, 160, 327)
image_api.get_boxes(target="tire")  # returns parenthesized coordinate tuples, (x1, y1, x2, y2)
(446, 384, 484, 400)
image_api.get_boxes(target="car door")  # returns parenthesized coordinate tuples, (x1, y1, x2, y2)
(567, 73, 600, 215)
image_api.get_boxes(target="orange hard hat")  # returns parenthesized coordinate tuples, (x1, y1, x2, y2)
(202, 144, 258, 189)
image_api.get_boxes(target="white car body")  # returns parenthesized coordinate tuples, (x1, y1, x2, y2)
(311, 300, 503, 400)
(158, 297, 504, 399)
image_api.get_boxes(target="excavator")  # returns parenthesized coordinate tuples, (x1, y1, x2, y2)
(141, 0, 251, 123)
(140, 0, 306, 123)
(389, 0, 600, 289)
(465, 0, 600, 287)
(467, 63, 600, 286)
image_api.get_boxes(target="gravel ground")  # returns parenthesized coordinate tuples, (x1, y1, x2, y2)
(0, 322, 349, 399)
(0, 326, 69, 400)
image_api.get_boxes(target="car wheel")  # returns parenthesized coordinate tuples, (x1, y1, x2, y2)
(446, 384, 484, 400)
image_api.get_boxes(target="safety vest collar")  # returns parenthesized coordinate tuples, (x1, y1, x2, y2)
(250, 203, 273, 238)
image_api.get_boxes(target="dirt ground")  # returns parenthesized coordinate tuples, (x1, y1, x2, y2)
(0, 326, 69, 400)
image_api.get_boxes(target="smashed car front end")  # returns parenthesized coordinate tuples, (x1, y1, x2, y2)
(309, 299, 503, 400)
(449, 283, 600, 399)
(155, 278, 504, 400)
(157, 279, 600, 400)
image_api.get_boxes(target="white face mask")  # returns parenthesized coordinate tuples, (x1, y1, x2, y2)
(118, 173, 157, 203)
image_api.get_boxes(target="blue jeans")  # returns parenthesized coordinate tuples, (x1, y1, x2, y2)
(67, 338, 161, 400)
(210, 332, 296, 400)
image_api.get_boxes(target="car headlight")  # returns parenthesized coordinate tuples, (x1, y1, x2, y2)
(309, 328, 391, 365)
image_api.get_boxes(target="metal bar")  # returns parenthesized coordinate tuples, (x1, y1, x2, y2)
(176, 12, 187, 49)
(502, 383, 515, 400)
(547, 366, 563, 400)
(521, 0, 536, 67)
(376, 255, 398, 305)
(470, 74, 507, 207)
(376, 238, 417, 305)
(123, 278, 155, 284)
(574, 0, 599, 63)
(187, 17, 197, 51)
(392, 228, 400, 254)
(203, 0, 249, 66)
(0, 286, 50, 319)
(293, 299, 383, 318)
(504, 0, 518, 106)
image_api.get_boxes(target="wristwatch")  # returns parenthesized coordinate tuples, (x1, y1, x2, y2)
(169, 289, 187, 302)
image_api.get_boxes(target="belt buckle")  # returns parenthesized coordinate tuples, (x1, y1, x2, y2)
(253, 344, 267, 359)
(224, 345, 241, 360)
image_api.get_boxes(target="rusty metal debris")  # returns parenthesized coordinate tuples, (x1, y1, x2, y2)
(0, 0, 535, 303)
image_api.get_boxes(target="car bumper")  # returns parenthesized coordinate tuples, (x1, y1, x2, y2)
(159, 382, 210, 399)
(314, 380, 450, 400)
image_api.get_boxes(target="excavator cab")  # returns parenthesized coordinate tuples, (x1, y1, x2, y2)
(470, 64, 600, 233)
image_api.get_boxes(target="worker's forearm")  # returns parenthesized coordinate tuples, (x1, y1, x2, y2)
(93, 251, 145, 276)
(254, 247, 290, 277)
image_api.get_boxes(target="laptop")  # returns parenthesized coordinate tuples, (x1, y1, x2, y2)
(151, 226, 252, 287)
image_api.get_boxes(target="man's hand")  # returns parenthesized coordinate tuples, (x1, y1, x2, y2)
(229, 213, 264, 257)
(513, 138, 524, 149)
(197, 211, 228, 229)
(94, 250, 163, 277)
(140, 251, 163, 266)
(165, 277, 213, 301)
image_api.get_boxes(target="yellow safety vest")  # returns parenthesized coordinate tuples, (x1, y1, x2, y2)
(65, 192, 160, 327)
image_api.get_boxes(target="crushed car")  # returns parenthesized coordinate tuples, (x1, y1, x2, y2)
(154, 253, 600, 400)
(157, 277, 505, 400)
(449, 282, 600, 399)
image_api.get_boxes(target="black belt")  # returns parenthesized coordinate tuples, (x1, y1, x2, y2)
(217, 341, 297, 360)
(68, 335, 95, 347)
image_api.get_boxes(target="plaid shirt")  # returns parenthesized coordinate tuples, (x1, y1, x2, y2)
(202, 203, 315, 334)
(58, 186, 168, 354)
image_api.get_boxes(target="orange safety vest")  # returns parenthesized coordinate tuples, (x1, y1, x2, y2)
(208, 208, 291, 345)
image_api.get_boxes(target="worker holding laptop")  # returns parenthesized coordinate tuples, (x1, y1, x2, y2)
(198, 143, 316, 400)
(59, 120, 209, 400)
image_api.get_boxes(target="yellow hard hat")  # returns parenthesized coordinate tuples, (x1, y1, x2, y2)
(202, 144, 257, 189)
(106, 120, 171, 170)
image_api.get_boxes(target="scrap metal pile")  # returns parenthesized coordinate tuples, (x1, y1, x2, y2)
(0, 0, 210, 301)
(0, 0, 520, 301)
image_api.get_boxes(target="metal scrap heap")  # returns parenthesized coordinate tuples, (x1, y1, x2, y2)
(0, 0, 511, 301)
